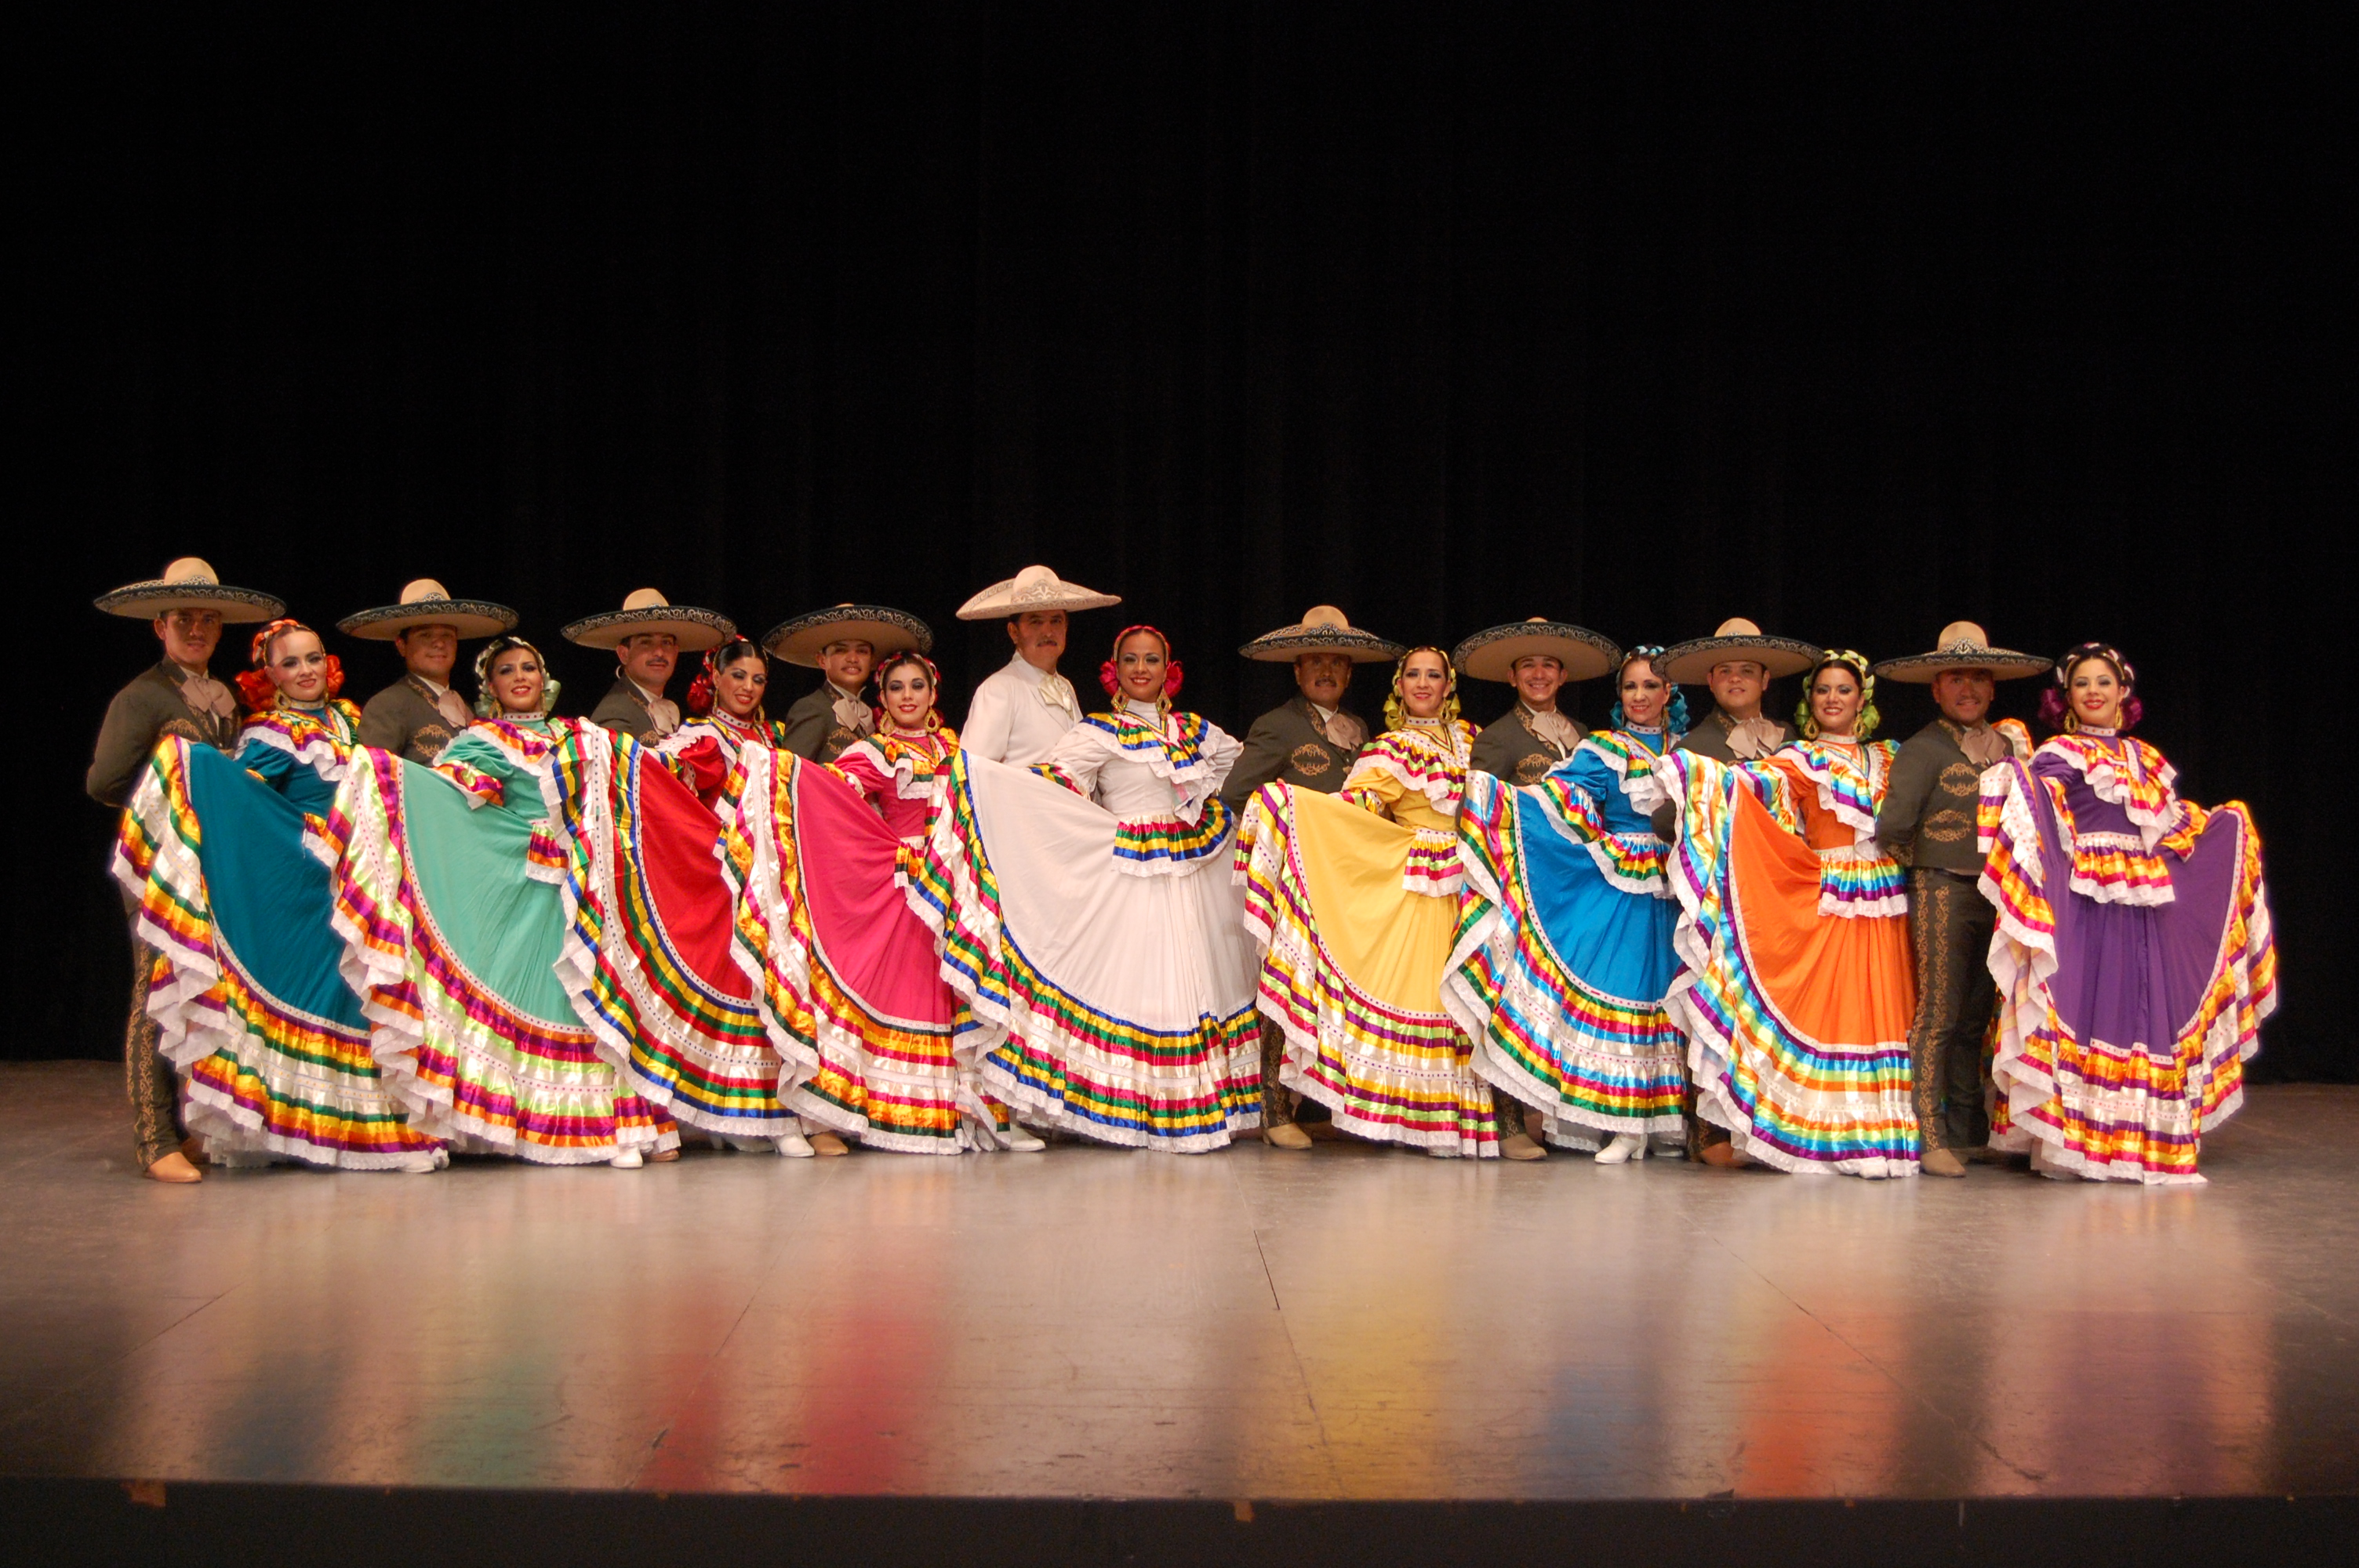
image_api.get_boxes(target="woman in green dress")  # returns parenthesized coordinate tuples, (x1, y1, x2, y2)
(325, 635, 680, 1166)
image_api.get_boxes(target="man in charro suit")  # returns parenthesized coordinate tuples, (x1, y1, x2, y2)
(562, 588, 737, 742)
(89, 557, 286, 1183)
(1453, 618, 1621, 786)
(1219, 606, 1399, 814)
(1874, 623, 2049, 1178)
(1223, 607, 1404, 1149)
(343, 579, 518, 763)
(763, 604, 932, 763)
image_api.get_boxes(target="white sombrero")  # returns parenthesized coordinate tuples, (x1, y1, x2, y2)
(93, 557, 284, 622)
(560, 588, 736, 652)
(1659, 618, 1823, 684)
(955, 564, 1121, 620)
(761, 603, 933, 668)
(1238, 605, 1404, 663)
(1452, 617, 1621, 683)
(338, 579, 519, 641)
(1872, 622, 2052, 683)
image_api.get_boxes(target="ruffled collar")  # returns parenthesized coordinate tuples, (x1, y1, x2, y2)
(2038, 731, 2179, 842)
(1347, 720, 1478, 809)
(1779, 736, 1892, 839)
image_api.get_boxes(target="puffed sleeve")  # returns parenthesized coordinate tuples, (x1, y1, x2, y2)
(832, 742, 892, 808)
(235, 734, 302, 791)
(1340, 759, 1408, 818)
(1038, 721, 1110, 800)
(672, 735, 729, 809)
(1195, 719, 1244, 789)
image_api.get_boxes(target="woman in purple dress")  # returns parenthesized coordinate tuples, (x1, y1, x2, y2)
(1977, 644, 2277, 1184)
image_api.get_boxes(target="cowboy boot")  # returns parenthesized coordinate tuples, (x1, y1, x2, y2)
(1260, 1020, 1311, 1149)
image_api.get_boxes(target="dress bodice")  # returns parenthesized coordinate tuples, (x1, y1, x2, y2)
(836, 728, 961, 841)
(1341, 720, 1478, 831)
(235, 700, 362, 818)
(1041, 702, 1241, 822)
(1759, 738, 1906, 917)
(2026, 731, 2186, 905)
(1561, 728, 1669, 836)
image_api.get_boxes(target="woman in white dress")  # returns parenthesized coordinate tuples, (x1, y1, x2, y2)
(911, 624, 1262, 1151)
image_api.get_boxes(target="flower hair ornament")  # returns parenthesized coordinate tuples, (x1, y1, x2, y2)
(686, 636, 764, 719)
(473, 634, 562, 718)
(871, 650, 946, 732)
(1381, 646, 1462, 732)
(1608, 645, 1691, 734)
(2039, 641, 2143, 733)
(235, 618, 345, 710)
(1099, 625, 1184, 709)
(1794, 649, 1881, 739)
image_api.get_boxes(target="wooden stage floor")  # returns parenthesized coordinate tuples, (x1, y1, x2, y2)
(3, 1061, 2354, 1503)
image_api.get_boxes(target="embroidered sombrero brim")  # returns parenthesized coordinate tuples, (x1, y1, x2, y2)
(95, 579, 285, 623)
(1659, 633, 1822, 684)
(339, 598, 519, 641)
(1452, 621, 1622, 683)
(561, 604, 737, 652)
(955, 565, 1121, 619)
(761, 604, 933, 668)
(1872, 647, 2053, 682)
(1240, 626, 1405, 662)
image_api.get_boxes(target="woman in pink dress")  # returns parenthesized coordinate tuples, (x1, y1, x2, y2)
(729, 651, 1013, 1151)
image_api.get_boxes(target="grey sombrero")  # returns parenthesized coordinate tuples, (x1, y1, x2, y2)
(1872, 621, 2052, 683)
(338, 578, 519, 641)
(1452, 617, 1621, 683)
(94, 557, 285, 622)
(561, 588, 736, 652)
(1659, 618, 1823, 684)
(1240, 605, 1405, 663)
(761, 604, 932, 668)
(955, 564, 1121, 620)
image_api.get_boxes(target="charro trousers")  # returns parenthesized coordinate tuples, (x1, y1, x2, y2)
(124, 936, 183, 1169)
(1906, 867, 1997, 1150)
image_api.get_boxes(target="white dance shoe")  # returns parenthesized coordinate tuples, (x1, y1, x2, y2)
(1595, 1132, 1648, 1164)
(609, 1149, 644, 1169)
(394, 1151, 439, 1175)
(1001, 1125, 1046, 1152)
(773, 1134, 816, 1158)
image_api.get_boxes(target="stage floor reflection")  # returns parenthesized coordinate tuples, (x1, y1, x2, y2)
(2, 1062, 2353, 1500)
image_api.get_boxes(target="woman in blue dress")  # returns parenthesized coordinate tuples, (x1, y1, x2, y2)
(111, 618, 444, 1171)
(1448, 646, 1692, 1162)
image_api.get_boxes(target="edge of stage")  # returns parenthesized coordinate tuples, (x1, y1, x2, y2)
(6, 1062, 2357, 1564)
(10, 1483, 2357, 1566)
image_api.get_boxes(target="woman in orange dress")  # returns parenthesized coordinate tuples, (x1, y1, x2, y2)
(1657, 649, 1920, 1176)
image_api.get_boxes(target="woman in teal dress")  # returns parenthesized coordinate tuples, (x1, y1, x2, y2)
(111, 618, 443, 1171)
(1449, 646, 1692, 1163)
(325, 635, 678, 1166)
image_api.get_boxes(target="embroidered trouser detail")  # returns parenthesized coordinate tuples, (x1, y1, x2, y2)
(1906, 868, 1996, 1150)
(124, 942, 182, 1169)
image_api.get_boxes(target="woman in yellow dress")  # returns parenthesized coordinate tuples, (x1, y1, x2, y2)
(1238, 647, 1510, 1156)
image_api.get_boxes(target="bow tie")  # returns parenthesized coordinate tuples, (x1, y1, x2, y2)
(1726, 715, 1783, 759)
(179, 673, 237, 724)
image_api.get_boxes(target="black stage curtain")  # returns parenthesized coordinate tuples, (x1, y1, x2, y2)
(18, 5, 2348, 1076)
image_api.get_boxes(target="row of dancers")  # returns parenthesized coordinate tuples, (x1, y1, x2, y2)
(91, 559, 2277, 1186)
